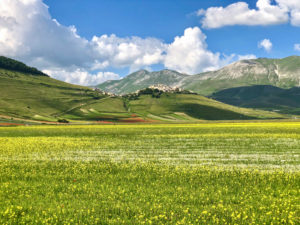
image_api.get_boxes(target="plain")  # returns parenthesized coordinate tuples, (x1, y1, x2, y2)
(0, 122, 299, 224)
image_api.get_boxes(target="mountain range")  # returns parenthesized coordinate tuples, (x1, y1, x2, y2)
(98, 56, 300, 96)
(0, 56, 287, 124)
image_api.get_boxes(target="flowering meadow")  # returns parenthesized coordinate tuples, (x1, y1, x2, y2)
(0, 122, 299, 224)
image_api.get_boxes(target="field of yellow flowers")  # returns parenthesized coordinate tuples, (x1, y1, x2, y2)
(0, 122, 299, 224)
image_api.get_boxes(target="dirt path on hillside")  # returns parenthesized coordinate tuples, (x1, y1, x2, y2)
(50, 96, 112, 117)
(0, 114, 60, 124)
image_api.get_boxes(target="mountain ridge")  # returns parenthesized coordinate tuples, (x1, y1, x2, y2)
(98, 56, 300, 95)
(0, 56, 286, 123)
(98, 69, 188, 94)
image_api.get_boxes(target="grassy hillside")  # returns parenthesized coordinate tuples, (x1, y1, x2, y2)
(0, 56, 47, 76)
(0, 67, 111, 122)
(126, 92, 284, 121)
(211, 85, 300, 115)
(0, 68, 285, 123)
(0, 57, 289, 123)
(60, 97, 132, 122)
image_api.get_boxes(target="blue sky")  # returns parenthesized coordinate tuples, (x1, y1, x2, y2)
(43, 0, 299, 58)
(1, 0, 300, 85)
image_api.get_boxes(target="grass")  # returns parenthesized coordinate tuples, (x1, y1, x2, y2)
(0, 69, 100, 121)
(128, 93, 285, 121)
(0, 66, 287, 123)
(0, 69, 133, 123)
(0, 122, 299, 224)
(62, 97, 132, 121)
(210, 85, 300, 115)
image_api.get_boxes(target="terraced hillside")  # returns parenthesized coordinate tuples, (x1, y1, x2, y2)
(0, 56, 287, 123)
(125, 92, 284, 121)
(0, 57, 111, 122)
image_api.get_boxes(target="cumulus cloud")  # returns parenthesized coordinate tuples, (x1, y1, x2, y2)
(0, 0, 257, 84)
(198, 0, 300, 28)
(276, 0, 300, 26)
(294, 44, 300, 51)
(91, 35, 167, 72)
(0, 0, 93, 69)
(258, 39, 273, 52)
(43, 69, 120, 86)
(0, 0, 165, 84)
(164, 27, 230, 74)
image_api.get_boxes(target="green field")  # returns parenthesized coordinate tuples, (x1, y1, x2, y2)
(0, 122, 299, 224)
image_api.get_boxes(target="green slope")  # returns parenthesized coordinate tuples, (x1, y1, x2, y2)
(0, 57, 123, 122)
(0, 56, 47, 76)
(211, 85, 300, 115)
(98, 56, 300, 96)
(0, 68, 285, 122)
(0, 56, 288, 123)
(60, 97, 132, 121)
(126, 92, 284, 121)
(0, 68, 105, 121)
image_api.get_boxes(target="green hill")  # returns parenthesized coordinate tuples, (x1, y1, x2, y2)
(0, 57, 119, 122)
(0, 57, 287, 124)
(0, 56, 47, 76)
(124, 90, 284, 121)
(211, 85, 300, 115)
(52, 87, 285, 122)
(98, 56, 300, 95)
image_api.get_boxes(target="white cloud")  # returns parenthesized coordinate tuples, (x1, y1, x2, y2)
(43, 69, 120, 86)
(198, 0, 300, 28)
(198, 0, 288, 28)
(91, 35, 167, 71)
(0, 0, 257, 84)
(291, 10, 300, 26)
(276, 0, 300, 26)
(0, 0, 166, 84)
(164, 27, 229, 74)
(0, 0, 94, 69)
(294, 44, 300, 51)
(258, 39, 273, 52)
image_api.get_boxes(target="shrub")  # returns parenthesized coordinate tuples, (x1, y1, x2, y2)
(57, 119, 69, 123)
